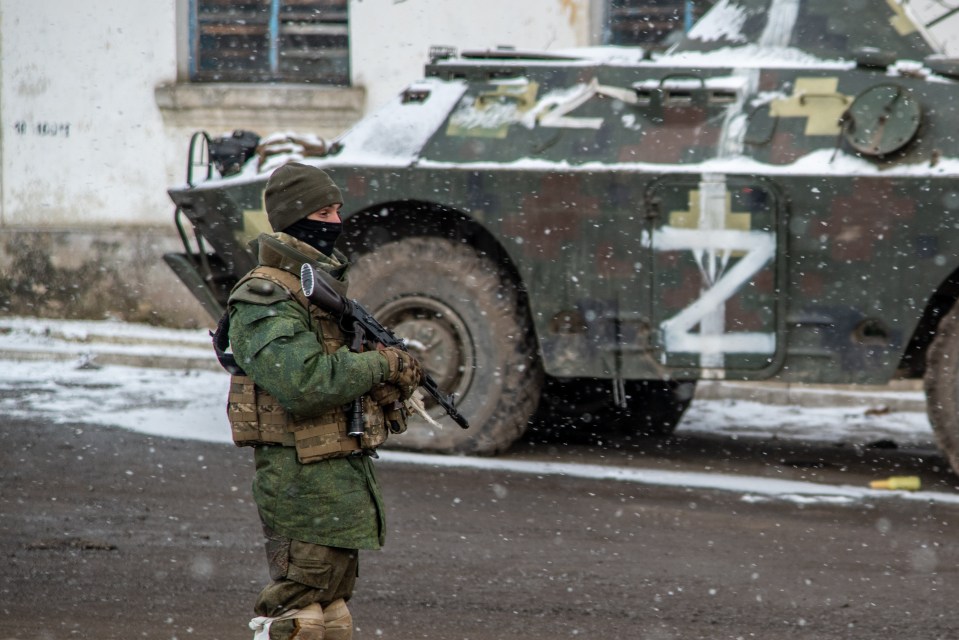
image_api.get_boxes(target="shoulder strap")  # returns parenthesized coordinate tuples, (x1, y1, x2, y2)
(211, 310, 245, 375)
(249, 267, 308, 309)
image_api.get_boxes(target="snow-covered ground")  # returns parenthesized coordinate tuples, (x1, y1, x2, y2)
(0, 356, 933, 448)
(0, 317, 951, 505)
(0, 315, 933, 444)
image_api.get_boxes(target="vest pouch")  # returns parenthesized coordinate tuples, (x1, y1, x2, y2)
(291, 408, 363, 463)
(228, 375, 293, 447)
(359, 396, 389, 450)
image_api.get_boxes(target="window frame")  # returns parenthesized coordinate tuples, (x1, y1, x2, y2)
(187, 0, 350, 86)
(605, 0, 701, 51)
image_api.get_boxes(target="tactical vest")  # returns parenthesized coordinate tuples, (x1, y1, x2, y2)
(226, 265, 389, 463)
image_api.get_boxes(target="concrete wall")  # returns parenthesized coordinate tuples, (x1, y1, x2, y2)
(2, 0, 178, 227)
(0, 0, 595, 327)
(0, 228, 210, 327)
(0, 0, 210, 325)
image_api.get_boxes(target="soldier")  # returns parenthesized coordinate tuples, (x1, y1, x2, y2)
(226, 162, 422, 640)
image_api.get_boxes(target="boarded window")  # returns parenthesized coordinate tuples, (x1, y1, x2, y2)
(192, 0, 349, 85)
(606, 0, 709, 51)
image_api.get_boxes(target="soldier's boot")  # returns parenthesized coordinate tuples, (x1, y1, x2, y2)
(267, 603, 326, 640)
(322, 599, 353, 640)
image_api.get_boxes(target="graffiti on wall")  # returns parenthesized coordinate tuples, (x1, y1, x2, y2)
(13, 120, 71, 138)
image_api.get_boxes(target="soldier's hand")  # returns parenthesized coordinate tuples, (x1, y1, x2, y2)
(370, 382, 403, 406)
(384, 403, 408, 434)
(380, 346, 423, 397)
(370, 383, 410, 434)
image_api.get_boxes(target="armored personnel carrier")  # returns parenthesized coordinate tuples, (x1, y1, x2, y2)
(165, 0, 959, 471)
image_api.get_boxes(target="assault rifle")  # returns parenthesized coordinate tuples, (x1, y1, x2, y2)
(300, 262, 470, 430)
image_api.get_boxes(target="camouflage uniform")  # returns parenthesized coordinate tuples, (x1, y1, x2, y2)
(228, 231, 393, 638)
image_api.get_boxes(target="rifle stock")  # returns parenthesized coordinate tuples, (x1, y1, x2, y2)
(300, 262, 348, 316)
(300, 263, 470, 430)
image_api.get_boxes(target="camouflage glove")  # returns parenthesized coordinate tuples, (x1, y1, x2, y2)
(384, 403, 409, 434)
(370, 382, 403, 406)
(380, 347, 423, 399)
(369, 383, 409, 434)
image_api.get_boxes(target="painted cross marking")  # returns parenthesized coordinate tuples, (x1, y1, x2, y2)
(769, 77, 852, 136)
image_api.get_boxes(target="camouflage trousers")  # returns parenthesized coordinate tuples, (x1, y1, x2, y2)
(254, 525, 359, 618)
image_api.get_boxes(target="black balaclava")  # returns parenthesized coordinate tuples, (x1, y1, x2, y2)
(284, 217, 343, 256)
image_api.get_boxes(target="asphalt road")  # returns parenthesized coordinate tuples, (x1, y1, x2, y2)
(2, 417, 958, 640)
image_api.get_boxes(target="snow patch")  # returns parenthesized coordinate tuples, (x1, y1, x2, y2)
(380, 450, 959, 506)
(332, 78, 468, 167)
(686, 0, 752, 43)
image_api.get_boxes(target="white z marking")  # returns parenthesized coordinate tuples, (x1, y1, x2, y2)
(654, 227, 776, 355)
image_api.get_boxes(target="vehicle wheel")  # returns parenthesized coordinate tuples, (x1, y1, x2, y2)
(534, 376, 696, 441)
(348, 237, 542, 454)
(924, 299, 959, 475)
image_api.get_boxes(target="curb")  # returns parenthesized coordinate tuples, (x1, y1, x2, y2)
(0, 316, 221, 372)
(694, 380, 926, 413)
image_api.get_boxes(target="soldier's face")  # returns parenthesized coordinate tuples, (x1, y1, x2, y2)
(307, 204, 342, 224)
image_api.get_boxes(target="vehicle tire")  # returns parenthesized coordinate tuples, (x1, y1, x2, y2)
(924, 299, 959, 475)
(534, 376, 696, 441)
(348, 237, 542, 454)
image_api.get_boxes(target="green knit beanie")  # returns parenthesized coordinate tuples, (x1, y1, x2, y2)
(263, 162, 343, 231)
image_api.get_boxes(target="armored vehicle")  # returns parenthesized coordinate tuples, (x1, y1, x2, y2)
(165, 0, 959, 471)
